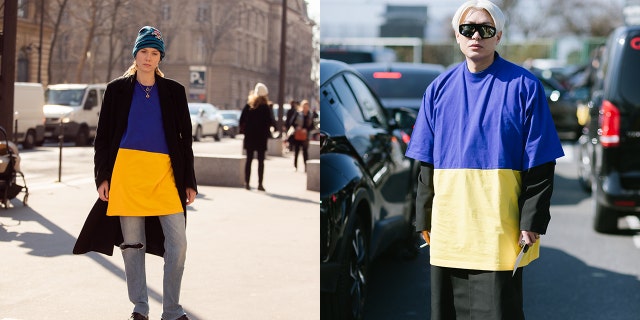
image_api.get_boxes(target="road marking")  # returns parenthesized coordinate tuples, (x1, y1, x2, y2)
(624, 216, 640, 249)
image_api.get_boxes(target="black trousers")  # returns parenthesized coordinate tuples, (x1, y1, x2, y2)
(431, 266, 525, 320)
(292, 139, 309, 169)
(245, 148, 265, 185)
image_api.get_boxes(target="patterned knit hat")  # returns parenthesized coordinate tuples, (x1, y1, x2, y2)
(132, 26, 165, 60)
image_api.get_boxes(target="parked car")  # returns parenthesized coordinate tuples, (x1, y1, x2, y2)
(319, 59, 417, 320)
(43, 83, 106, 146)
(188, 102, 223, 141)
(352, 62, 445, 145)
(13, 82, 46, 149)
(219, 110, 241, 138)
(576, 25, 640, 233)
(527, 68, 583, 141)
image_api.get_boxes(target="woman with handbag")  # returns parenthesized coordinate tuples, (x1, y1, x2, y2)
(291, 100, 315, 172)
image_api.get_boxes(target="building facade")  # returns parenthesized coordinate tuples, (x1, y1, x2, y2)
(3, 0, 316, 111)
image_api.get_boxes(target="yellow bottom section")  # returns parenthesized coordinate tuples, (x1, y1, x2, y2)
(429, 168, 539, 271)
(107, 148, 183, 216)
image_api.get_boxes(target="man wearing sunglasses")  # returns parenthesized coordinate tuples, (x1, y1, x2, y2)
(405, 1, 564, 319)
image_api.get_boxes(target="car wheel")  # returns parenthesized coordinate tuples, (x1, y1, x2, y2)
(194, 126, 203, 141)
(214, 126, 223, 141)
(593, 186, 618, 233)
(324, 214, 368, 320)
(577, 136, 593, 193)
(22, 129, 36, 149)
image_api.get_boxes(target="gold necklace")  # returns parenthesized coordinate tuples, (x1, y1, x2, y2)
(138, 81, 154, 99)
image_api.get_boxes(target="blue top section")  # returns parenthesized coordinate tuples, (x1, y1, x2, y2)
(405, 54, 564, 171)
(119, 83, 169, 154)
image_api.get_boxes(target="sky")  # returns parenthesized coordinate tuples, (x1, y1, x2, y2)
(307, 0, 320, 23)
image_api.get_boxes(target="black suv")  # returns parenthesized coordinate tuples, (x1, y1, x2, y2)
(319, 59, 417, 319)
(577, 25, 640, 233)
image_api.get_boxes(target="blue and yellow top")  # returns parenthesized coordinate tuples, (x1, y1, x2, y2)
(106, 83, 182, 216)
(406, 54, 564, 271)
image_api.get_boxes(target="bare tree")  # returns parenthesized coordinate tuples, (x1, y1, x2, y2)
(512, 0, 623, 38)
(73, 0, 103, 82)
(46, 0, 69, 84)
(197, 0, 241, 64)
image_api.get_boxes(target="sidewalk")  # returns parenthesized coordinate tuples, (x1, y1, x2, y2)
(0, 141, 319, 320)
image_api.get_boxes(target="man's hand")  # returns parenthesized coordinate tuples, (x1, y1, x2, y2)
(519, 230, 540, 246)
(421, 230, 431, 245)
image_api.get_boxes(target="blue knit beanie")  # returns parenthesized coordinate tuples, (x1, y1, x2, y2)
(132, 26, 165, 60)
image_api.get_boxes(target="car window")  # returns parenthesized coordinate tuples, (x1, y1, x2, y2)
(344, 73, 387, 127)
(619, 34, 640, 106)
(331, 74, 365, 123)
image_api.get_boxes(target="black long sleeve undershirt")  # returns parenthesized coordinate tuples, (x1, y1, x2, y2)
(414, 161, 556, 234)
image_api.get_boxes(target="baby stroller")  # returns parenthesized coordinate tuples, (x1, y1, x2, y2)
(0, 126, 28, 208)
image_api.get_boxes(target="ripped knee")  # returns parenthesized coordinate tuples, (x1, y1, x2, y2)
(119, 242, 144, 250)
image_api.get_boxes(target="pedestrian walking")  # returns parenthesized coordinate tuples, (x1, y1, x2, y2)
(289, 99, 315, 172)
(73, 26, 197, 320)
(285, 100, 299, 152)
(404, 1, 564, 319)
(239, 83, 276, 191)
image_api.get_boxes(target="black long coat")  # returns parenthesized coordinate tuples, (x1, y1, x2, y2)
(239, 103, 276, 151)
(73, 74, 197, 257)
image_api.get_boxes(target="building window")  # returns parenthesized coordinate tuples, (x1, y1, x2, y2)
(195, 36, 205, 62)
(162, 4, 171, 21)
(196, 4, 210, 22)
(17, 0, 29, 19)
(17, 49, 29, 82)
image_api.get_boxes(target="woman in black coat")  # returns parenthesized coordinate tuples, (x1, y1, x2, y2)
(73, 26, 196, 320)
(239, 82, 276, 191)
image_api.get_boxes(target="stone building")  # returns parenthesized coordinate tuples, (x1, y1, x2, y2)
(3, 0, 316, 111)
(0, 0, 54, 84)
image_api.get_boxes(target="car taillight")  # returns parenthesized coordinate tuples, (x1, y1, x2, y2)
(599, 100, 620, 147)
(373, 71, 402, 79)
(401, 131, 411, 144)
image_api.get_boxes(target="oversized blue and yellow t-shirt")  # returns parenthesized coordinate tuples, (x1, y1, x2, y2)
(106, 84, 183, 217)
(405, 55, 564, 271)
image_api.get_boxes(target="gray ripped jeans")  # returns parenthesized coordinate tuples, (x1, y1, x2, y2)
(120, 214, 187, 320)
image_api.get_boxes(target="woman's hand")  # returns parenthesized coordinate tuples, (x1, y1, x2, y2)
(97, 180, 109, 201)
(185, 187, 197, 205)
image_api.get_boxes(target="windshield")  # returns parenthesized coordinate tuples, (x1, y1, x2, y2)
(221, 113, 237, 120)
(45, 89, 85, 106)
(188, 106, 200, 115)
(359, 71, 440, 99)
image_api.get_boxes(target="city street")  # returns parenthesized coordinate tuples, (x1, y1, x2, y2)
(0, 137, 320, 320)
(363, 142, 640, 320)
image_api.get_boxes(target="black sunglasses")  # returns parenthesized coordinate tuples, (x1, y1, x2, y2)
(459, 24, 497, 39)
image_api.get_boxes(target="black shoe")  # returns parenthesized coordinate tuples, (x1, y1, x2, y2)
(258, 185, 266, 191)
(245, 183, 250, 190)
(129, 312, 148, 320)
(161, 315, 189, 320)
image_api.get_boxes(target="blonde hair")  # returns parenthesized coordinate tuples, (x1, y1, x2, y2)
(247, 91, 269, 109)
(451, 0, 506, 34)
(123, 62, 165, 77)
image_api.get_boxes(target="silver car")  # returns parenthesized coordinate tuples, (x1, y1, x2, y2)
(188, 103, 224, 141)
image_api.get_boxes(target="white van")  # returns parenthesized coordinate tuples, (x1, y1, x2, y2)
(13, 82, 45, 149)
(43, 83, 106, 146)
